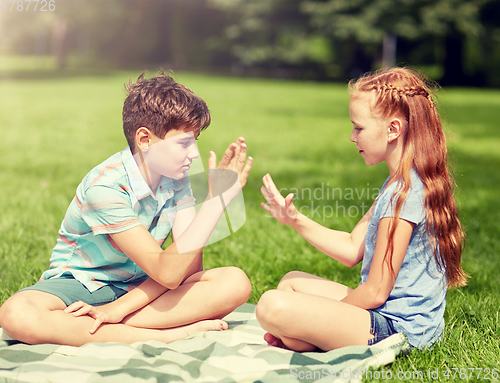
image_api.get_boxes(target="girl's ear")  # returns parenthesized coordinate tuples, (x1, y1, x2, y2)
(388, 118, 403, 143)
(135, 127, 153, 152)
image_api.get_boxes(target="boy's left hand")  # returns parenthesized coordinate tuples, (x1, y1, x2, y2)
(64, 301, 125, 334)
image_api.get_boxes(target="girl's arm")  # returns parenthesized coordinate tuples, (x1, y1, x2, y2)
(341, 217, 414, 309)
(290, 207, 373, 267)
(261, 173, 373, 267)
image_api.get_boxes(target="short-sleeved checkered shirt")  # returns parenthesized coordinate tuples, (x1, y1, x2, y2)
(41, 147, 195, 292)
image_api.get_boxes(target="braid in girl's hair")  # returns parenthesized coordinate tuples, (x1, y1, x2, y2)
(367, 84, 436, 108)
(349, 68, 467, 288)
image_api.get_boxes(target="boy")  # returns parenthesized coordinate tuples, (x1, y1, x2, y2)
(0, 73, 253, 346)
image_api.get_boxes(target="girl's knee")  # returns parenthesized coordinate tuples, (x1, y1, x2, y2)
(256, 290, 290, 325)
(277, 270, 305, 290)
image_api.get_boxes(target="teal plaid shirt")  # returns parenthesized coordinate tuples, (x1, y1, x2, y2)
(41, 147, 195, 292)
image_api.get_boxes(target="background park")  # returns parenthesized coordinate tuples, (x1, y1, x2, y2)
(0, 0, 499, 381)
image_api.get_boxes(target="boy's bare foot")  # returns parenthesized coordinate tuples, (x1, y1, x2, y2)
(184, 319, 228, 337)
(160, 319, 228, 343)
(263, 332, 291, 350)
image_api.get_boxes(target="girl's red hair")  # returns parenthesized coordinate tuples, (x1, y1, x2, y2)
(349, 67, 467, 288)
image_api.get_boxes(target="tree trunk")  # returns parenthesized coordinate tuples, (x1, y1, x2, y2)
(52, 19, 68, 70)
(382, 33, 397, 69)
(441, 32, 465, 86)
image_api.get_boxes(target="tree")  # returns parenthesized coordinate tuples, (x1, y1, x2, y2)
(0, 0, 228, 72)
(210, 0, 497, 84)
(209, 0, 333, 79)
(301, 0, 494, 84)
(1, 0, 498, 85)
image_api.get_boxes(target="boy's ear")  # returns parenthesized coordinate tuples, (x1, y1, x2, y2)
(135, 127, 153, 151)
(388, 118, 403, 143)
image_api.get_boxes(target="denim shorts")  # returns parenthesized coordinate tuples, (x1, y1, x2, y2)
(368, 310, 397, 345)
(19, 275, 128, 307)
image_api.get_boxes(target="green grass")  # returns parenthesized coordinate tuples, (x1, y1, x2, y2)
(0, 71, 499, 382)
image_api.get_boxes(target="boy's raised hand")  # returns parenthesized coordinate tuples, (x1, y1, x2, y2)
(64, 301, 124, 334)
(207, 137, 253, 201)
(261, 173, 298, 226)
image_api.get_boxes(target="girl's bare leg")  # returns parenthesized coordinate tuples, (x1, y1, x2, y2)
(263, 332, 316, 352)
(257, 271, 360, 351)
(256, 285, 372, 351)
(277, 271, 353, 299)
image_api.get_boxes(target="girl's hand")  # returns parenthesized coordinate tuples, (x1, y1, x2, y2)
(207, 137, 253, 202)
(64, 301, 125, 334)
(261, 173, 298, 226)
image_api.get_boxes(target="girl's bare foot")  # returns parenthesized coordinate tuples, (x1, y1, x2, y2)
(161, 320, 228, 343)
(263, 332, 291, 350)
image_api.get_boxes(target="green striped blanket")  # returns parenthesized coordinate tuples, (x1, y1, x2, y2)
(0, 303, 409, 382)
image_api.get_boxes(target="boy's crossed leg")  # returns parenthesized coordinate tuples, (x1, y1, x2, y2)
(123, 266, 250, 328)
(0, 266, 250, 346)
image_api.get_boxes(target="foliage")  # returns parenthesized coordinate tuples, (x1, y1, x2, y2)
(209, 0, 332, 78)
(210, 0, 500, 84)
(302, 0, 488, 41)
(1, 0, 500, 85)
(0, 0, 229, 70)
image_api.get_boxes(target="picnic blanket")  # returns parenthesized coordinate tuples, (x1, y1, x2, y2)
(0, 303, 409, 382)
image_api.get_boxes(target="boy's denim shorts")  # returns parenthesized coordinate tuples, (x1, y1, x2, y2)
(19, 275, 128, 307)
(368, 310, 397, 345)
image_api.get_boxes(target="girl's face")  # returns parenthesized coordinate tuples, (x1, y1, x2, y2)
(145, 127, 200, 181)
(349, 92, 391, 167)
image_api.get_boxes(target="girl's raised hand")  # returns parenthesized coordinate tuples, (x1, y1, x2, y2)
(261, 173, 298, 226)
(64, 301, 124, 334)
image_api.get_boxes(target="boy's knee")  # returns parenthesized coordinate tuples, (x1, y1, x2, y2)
(0, 294, 44, 343)
(222, 266, 251, 305)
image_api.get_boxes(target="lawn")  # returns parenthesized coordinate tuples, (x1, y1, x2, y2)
(0, 70, 499, 381)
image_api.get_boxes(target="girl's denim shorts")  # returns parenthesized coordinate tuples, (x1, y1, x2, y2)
(368, 310, 397, 345)
(19, 275, 127, 307)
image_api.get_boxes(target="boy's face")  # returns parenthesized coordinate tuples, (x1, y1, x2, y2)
(144, 127, 200, 180)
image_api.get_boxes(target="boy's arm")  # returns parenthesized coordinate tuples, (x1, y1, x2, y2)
(110, 204, 203, 313)
(111, 139, 252, 290)
(70, 196, 227, 330)
(261, 173, 372, 267)
(170, 202, 203, 275)
(65, 207, 201, 333)
(109, 194, 222, 288)
(66, 140, 252, 332)
(65, 277, 172, 333)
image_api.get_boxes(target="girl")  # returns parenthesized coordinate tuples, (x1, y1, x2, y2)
(256, 67, 467, 351)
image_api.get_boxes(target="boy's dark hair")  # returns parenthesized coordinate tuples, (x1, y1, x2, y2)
(123, 72, 211, 149)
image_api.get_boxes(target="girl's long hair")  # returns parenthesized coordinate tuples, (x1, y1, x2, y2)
(349, 67, 467, 288)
